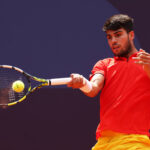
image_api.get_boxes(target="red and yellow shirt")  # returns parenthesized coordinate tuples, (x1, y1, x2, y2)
(90, 51, 150, 140)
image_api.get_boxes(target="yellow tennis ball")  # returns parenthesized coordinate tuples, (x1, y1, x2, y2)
(12, 80, 25, 93)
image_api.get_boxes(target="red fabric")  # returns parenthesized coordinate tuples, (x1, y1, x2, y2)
(90, 51, 150, 140)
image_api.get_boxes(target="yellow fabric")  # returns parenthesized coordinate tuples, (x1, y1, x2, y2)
(92, 130, 150, 150)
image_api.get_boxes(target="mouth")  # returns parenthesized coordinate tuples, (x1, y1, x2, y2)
(112, 45, 120, 51)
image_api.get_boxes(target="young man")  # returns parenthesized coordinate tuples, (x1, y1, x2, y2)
(68, 14, 150, 149)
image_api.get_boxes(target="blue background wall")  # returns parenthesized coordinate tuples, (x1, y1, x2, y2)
(0, 0, 148, 150)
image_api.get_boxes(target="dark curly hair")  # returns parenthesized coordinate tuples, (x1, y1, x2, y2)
(102, 14, 134, 33)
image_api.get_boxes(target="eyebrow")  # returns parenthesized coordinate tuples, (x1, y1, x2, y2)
(114, 30, 123, 34)
(106, 30, 123, 36)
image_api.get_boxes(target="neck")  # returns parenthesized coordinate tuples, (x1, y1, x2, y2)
(127, 47, 138, 58)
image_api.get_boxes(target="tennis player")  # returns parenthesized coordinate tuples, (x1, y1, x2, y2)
(68, 14, 150, 149)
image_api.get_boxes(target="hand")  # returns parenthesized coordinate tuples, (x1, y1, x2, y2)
(133, 49, 150, 65)
(133, 49, 150, 77)
(67, 73, 85, 89)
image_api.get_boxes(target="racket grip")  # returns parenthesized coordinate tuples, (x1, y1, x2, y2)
(50, 77, 72, 86)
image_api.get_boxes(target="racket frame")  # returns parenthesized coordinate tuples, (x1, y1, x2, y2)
(0, 65, 48, 106)
(0, 65, 72, 106)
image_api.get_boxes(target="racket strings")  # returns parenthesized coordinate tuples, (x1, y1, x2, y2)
(0, 68, 30, 105)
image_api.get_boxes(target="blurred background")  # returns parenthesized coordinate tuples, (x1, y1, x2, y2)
(0, 0, 149, 149)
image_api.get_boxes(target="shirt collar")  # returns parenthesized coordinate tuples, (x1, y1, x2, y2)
(114, 49, 142, 61)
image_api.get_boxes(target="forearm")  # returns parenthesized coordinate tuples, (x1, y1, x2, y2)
(80, 74, 104, 97)
(82, 81, 103, 97)
(68, 73, 104, 97)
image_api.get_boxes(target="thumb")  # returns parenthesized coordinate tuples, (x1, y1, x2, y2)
(139, 48, 145, 52)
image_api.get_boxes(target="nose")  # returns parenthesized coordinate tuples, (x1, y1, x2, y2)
(111, 37, 117, 44)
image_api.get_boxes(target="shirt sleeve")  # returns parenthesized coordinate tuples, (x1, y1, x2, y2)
(89, 59, 107, 81)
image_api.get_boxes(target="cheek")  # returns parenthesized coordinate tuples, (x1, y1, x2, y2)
(122, 39, 129, 47)
(119, 37, 128, 47)
(107, 40, 112, 47)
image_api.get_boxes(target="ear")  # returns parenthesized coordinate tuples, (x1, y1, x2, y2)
(129, 31, 135, 40)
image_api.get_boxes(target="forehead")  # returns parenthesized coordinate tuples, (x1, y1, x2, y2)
(106, 28, 126, 35)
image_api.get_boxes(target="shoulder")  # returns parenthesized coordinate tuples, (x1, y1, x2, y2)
(94, 58, 114, 67)
(90, 58, 114, 79)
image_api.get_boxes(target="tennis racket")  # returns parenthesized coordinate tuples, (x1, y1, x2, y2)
(0, 65, 72, 107)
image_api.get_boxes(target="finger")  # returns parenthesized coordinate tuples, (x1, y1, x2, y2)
(73, 76, 84, 86)
(139, 55, 150, 59)
(133, 53, 150, 61)
(134, 59, 150, 64)
(139, 48, 146, 52)
(69, 73, 80, 86)
(134, 61, 150, 65)
(69, 74, 85, 88)
(70, 73, 77, 78)
(137, 52, 150, 57)
(133, 57, 150, 63)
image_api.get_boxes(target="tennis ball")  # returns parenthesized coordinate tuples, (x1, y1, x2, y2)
(12, 80, 25, 93)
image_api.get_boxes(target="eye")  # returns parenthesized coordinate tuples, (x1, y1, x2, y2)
(116, 34, 120, 37)
(106, 35, 111, 40)
(115, 33, 122, 37)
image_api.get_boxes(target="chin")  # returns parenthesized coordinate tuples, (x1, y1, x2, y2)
(113, 51, 120, 56)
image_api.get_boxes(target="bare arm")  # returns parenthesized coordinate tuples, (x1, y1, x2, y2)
(85, 74, 104, 97)
(67, 73, 105, 97)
